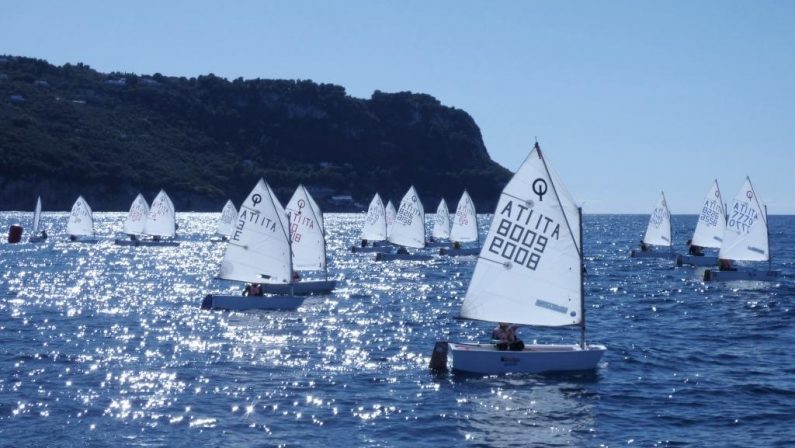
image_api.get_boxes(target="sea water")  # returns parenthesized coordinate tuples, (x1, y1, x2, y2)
(0, 212, 793, 447)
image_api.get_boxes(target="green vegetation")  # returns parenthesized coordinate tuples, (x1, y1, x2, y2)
(0, 55, 511, 211)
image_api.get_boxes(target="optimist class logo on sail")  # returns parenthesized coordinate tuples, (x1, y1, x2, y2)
(231, 193, 278, 242)
(487, 180, 561, 271)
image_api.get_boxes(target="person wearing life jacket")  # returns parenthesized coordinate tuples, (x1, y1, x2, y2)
(687, 239, 704, 256)
(718, 259, 736, 271)
(492, 322, 525, 351)
(639, 240, 650, 252)
(243, 283, 263, 296)
(291, 271, 301, 282)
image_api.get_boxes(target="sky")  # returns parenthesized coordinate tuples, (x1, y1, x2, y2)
(2, 0, 794, 213)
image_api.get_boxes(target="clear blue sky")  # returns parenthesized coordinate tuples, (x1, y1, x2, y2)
(2, 0, 793, 213)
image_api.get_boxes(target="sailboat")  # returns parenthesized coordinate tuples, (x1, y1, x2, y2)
(376, 186, 432, 261)
(385, 200, 396, 238)
(351, 193, 390, 253)
(66, 196, 97, 243)
(429, 143, 606, 374)
(261, 185, 337, 295)
(28, 196, 47, 243)
(202, 179, 305, 311)
(140, 190, 179, 246)
(629, 192, 675, 259)
(703, 177, 780, 282)
(439, 190, 479, 256)
(427, 199, 451, 248)
(114, 194, 149, 245)
(676, 180, 726, 267)
(212, 200, 238, 242)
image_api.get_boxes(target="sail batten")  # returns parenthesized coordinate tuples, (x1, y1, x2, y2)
(718, 177, 769, 261)
(387, 186, 426, 248)
(460, 146, 582, 327)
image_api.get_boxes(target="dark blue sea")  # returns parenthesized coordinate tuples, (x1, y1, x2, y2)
(1, 212, 793, 447)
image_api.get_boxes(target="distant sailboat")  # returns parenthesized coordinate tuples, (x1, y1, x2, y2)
(66, 196, 97, 242)
(703, 177, 780, 282)
(28, 196, 47, 243)
(385, 200, 396, 238)
(430, 143, 606, 374)
(629, 192, 675, 259)
(676, 180, 726, 267)
(142, 190, 179, 246)
(351, 193, 390, 253)
(114, 194, 149, 245)
(213, 200, 238, 242)
(377, 186, 432, 261)
(440, 190, 479, 256)
(202, 179, 305, 311)
(427, 198, 451, 248)
(262, 184, 337, 295)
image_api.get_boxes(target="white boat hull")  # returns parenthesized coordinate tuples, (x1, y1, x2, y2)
(439, 247, 480, 256)
(201, 294, 305, 311)
(703, 269, 780, 282)
(351, 246, 393, 253)
(375, 252, 433, 261)
(629, 249, 676, 259)
(447, 342, 606, 375)
(676, 254, 718, 267)
(114, 238, 180, 247)
(260, 280, 337, 295)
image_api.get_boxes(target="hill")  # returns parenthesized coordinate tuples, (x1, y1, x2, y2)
(0, 55, 512, 212)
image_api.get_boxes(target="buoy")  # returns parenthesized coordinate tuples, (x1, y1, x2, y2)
(429, 341, 449, 371)
(7, 224, 23, 243)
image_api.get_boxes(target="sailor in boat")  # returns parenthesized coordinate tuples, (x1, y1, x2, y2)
(492, 322, 525, 351)
(452, 241, 461, 250)
(153, 235, 161, 242)
(129, 234, 138, 241)
(396, 246, 409, 255)
(639, 240, 650, 252)
(243, 283, 264, 296)
(718, 259, 736, 272)
(69, 235, 77, 242)
(687, 239, 704, 256)
(39, 229, 48, 240)
(292, 271, 301, 282)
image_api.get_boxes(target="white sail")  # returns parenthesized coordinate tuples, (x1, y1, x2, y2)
(450, 190, 478, 243)
(432, 199, 451, 240)
(218, 179, 292, 284)
(286, 185, 326, 271)
(32, 196, 42, 234)
(719, 177, 769, 262)
(143, 190, 176, 238)
(66, 196, 94, 236)
(123, 194, 149, 235)
(388, 186, 426, 249)
(305, 187, 324, 232)
(361, 193, 387, 241)
(385, 200, 397, 237)
(215, 200, 238, 238)
(691, 180, 726, 249)
(460, 145, 582, 327)
(642, 192, 671, 247)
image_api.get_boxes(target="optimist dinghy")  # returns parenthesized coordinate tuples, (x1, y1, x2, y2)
(115, 191, 179, 246)
(703, 177, 780, 282)
(212, 200, 237, 242)
(376, 186, 432, 261)
(430, 143, 606, 375)
(630, 192, 675, 259)
(28, 196, 47, 243)
(114, 194, 149, 245)
(676, 180, 726, 267)
(66, 196, 97, 243)
(262, 184, 337, 295)
(351, 193, 392, 253)
(439, 190, 479, 256)
(427, 199, 451, 248)
(202, 179, 305, 311)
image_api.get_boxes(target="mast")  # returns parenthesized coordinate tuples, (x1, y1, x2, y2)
(765, 205, 771, 272)
(578, 206, 586, 348)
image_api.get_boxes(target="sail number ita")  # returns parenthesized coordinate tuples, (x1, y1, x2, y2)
(487, 199, 561, 271)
